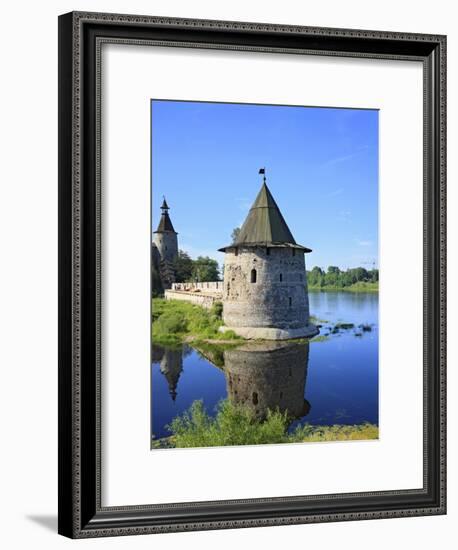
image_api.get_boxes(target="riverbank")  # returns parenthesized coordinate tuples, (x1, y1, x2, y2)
(151, 400, 378, 449)
(152, 298, 367, 347)
(308, 281, 378, 292)
(152, 298, 241, 346)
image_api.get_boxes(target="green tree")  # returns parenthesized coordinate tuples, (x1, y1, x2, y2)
(369, 269, 379, 282)
(173, 250, 194, 282)
(307, 266, 324, 287)
(231, 227, 241, 243)
(324, 265, 342, 286)
(192, 256, 220, 282)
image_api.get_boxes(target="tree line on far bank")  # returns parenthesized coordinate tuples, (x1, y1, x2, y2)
(306, 265, 378, 289)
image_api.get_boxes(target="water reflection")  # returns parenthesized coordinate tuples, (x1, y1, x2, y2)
(152, 292, 379, 440)
(153, 340, 313, 423)
(223, 342, 310, 421)
(152, 345, 183, 401)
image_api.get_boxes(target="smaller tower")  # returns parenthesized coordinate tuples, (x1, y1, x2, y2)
(153, 197, 179, 289)
(153, 198, 178, 263)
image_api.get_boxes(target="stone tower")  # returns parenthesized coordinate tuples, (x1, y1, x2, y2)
(219, 176, 318, 340)
(152, 197, 178, 289)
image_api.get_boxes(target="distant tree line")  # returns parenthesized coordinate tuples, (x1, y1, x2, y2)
(307, 265, 379, 288)
(173, 250, 220, 283)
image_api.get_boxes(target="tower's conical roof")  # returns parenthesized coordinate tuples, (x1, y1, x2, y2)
(219, 182, 311, 252)
(154, 212, 176, 233)
(154, 198, 177, 233)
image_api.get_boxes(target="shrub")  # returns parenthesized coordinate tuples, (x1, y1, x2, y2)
(167, 400, 289, 448)
(166, 400, 379, 448)
(210, 301, 224, 319)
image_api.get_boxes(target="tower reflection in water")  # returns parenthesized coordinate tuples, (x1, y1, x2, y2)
(223, 342, 311, 421)
(153, 340, 311, 424)
(152, 345, 183, 402)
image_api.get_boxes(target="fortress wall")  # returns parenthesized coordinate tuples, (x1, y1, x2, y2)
(171, 281, 222, 292)
(164, 289, 221, 309)
(223, 246, 311, 329)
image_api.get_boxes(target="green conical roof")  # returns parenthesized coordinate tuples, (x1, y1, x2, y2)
(219, 182, 311, 252)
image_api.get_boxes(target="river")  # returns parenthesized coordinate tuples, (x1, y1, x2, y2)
(151, 291, 378, 441)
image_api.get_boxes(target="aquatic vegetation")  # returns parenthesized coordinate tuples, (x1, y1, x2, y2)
(310, 335, 330, 343)
(334, 323, 355, 330)
(359, 324, 372, 332)
(310, 315, 329, 324)
(163, 399, 379, 448)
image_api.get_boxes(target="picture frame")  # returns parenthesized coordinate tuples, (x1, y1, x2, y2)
(58, 11, 446, 538)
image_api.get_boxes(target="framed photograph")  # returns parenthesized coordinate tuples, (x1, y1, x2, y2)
(58, 12, 446, 538)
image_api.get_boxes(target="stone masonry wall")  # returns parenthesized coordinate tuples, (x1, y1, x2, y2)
(152, 231, 178, 264)
(171, 282, 223, 292)
(164, 289, 220, 309)
(223, 246, 311, 330)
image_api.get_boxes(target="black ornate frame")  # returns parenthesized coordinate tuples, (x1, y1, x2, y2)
(58, 11, 446, 538)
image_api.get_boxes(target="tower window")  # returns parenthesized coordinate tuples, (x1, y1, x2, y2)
(289, 297, 292, 307)
(251, 269, 257, 283)
(292, 248, 296, 257)
(279, 273, 283, 282)
(266, 248, 270, 255)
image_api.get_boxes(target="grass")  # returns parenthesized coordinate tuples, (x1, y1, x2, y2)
(308, 281, 378, 292)
(152, 298, 241, 346)
(154, 399, 378, 448)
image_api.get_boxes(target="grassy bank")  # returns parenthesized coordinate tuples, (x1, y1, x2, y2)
(152, 400, 378, 448)
(308, 281, 378, 292)
(152, 298, 240, 346)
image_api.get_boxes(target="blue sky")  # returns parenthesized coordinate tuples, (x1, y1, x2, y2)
(151, 100, 378, 271)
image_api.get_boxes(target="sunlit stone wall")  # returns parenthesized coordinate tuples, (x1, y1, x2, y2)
(222, 246, 311, 330)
